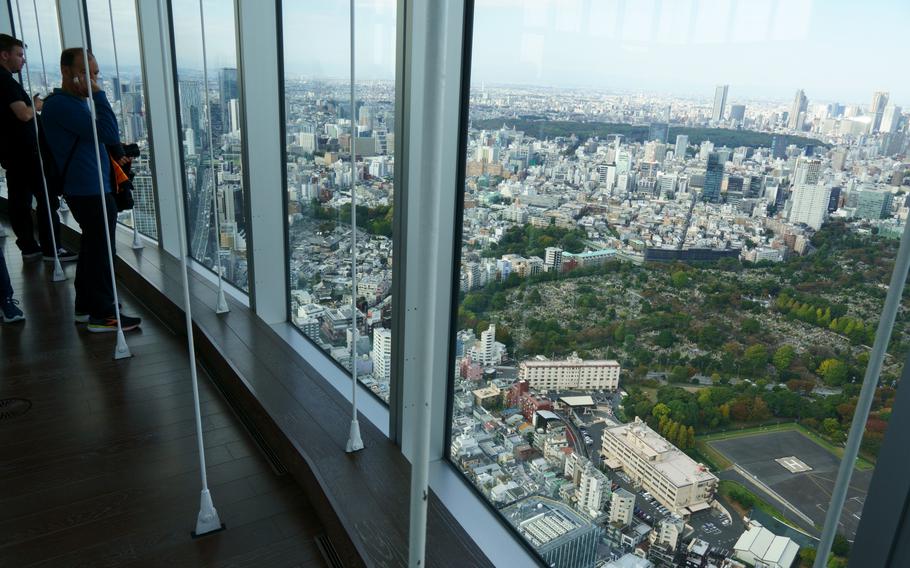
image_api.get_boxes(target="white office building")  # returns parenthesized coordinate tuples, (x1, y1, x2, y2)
(518, 353, 620, 392)
(601, 417, 717, 516)
(371, 328, 392, 383)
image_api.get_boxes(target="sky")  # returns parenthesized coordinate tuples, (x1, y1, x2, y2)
(9, 0, 909, 106)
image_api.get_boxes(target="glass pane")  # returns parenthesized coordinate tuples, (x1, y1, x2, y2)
(3, 0, 62, 200)
(85, 0, 159, 240)
(449, 1, 907, 566)
(281, 1, 396, 404)
(171, 0, 249, 292)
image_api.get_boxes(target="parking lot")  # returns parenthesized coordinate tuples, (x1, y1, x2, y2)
(709, 429, 872, 540)
(609, 469, 744, 554)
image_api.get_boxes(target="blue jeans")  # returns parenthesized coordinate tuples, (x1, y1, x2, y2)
(0, 244, 13, 300)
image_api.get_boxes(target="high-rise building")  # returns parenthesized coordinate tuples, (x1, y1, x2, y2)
(371, 327, 392, 382)
(608, 488, 635, 528)
(881, 104, 902, 134)
(702, 151, 723, 203)
(770, 135, 786, 160)
(793, 157, 821, 186)
(729, 104, 746, 125)
(674, 135, 688, 160)
(712, 85, 728, 122)
(544, 247, 563, 272)
(788, 89, 808, 130)
(828, 186, 842, 213)
(518, 354, 620, 391)
(219, 68, 239, 138)
(831, 148, 847, 171)
(788, 169, 831, 230)
(576, 465, 610, 519)
(870, 91, 890, 132)
(855, 189, 894, 219)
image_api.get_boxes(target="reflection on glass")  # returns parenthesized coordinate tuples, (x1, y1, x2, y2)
(282, 1, 396, 404)
(2, 0, 62, 200)
(171, 0, 249, 292)
(449, 1, 907, 566)
(86, 0, 158, 239)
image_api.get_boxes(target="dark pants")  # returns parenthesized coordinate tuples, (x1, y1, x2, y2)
(66, 193, 117, 318)
(0, 245, 12, 300)
(6, 154, 61, 255)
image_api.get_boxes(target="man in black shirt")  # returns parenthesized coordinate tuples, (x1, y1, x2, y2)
(0, 34, 75, 262)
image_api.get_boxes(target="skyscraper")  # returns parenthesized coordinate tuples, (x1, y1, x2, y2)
(674, 134, 688, 160)
(770, 135, 786, 160)
(788, 159, 829, 230)
(219, 68, 239, 138)
(881, 104, 902, 134)
(712, 85, 728, 122)
(788, 89, 808, 130)
(702, 151, 723, 203)
(729, 104, 746, 126)
(870, 91, 889, 132)
(371, 327, 392, 382)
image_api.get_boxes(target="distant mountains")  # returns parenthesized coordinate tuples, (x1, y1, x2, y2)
(473, 117, 828, 150)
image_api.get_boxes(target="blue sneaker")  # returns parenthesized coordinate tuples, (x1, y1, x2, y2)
(1, 298, 25, 323)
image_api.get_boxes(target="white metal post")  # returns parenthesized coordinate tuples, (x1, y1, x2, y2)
(234, 0, 286, 324)
(345, 0, 363, 454)
(102, 0, 142, 250)
(12, 0, 65, 281)
(76, 4, 130, 360)
(398, 0, 467, 565)
(196, 0, 228, 314)
(154, 0, 222, 537)
(134, 0, 181, 256)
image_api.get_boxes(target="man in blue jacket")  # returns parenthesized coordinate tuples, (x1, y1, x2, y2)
(42, 48, 140, 332)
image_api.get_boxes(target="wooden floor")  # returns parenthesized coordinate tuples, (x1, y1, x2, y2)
(0, 223, 327, 568)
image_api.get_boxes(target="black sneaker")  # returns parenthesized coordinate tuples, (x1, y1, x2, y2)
(87, 314, 141, 333)
(21, 247, 42, 260)
(44, 247, 78, 262)
(75, 303, 121, 324)
(1, 298, 25, 323)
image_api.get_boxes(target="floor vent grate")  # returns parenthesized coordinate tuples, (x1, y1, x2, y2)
(315, 533, 344, 568)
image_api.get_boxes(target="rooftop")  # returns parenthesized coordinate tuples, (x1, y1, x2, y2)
(605, 417, 718, 487)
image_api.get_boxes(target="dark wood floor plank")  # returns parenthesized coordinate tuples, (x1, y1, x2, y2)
(0, 221, 324, 568)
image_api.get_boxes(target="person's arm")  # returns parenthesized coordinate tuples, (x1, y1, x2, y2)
(8, 100, 34, 122)
(90, 89, 120, 145)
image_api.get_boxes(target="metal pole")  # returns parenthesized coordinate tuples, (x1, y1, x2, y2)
(155, 0, 222, 537)
(33, 0, 66, 215)
(814, 219, 910, 567)
(345, 0, 363, 454)
(197, 0, 228, 314)
(76, 6, 130, 359)
(14, 0, 64, 281)
(104, 0, 143, 249)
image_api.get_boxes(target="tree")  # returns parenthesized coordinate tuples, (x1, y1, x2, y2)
(743, 344, 769, 374)
(687, 426, 695, 449)
(671, 271, 689, 288)
(741, 318, 760, 334)
(655, 329, 676, 348)
(652, 403, 671, 420)
(832, 534, 851, 557)
(676, 425, 689, 449)
(666, 421, 679, 443)
(773, 345, 796, 372)
(818, 358, 849, 386)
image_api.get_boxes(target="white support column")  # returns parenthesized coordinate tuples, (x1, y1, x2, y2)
(235, 0, 286, 323)
(56, 0, 85, 48)
(398, 0, 465, 463)
(134, 0, 182, 256)
(1, 0, 12, 35)
(397, 1, 468, 564)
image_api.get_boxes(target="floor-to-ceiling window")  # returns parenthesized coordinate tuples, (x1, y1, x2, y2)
(281, 0, 397, 403)
(447, 1, 909, 566)
(86, 0, 158, 240)
(170, 0, 249, 292)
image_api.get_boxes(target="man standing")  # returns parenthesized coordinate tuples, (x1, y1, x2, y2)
(0, 34, 76, 263)
(42, 48, 140, 332)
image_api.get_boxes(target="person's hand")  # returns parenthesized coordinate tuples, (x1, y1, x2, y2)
(32, 93, 43, 112)
(91, 77, 102, 94)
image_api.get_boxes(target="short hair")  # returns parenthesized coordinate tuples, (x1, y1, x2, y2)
(61, 47, 94, 67)
(0, 34, 24, 53)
